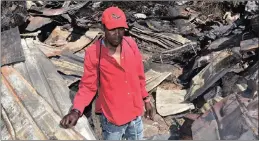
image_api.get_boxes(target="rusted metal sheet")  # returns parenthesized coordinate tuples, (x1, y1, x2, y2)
(185, 50, 240, 101)
(33, 40, 63, 57)
(1, 27, 25, 66)
(1, 71, 48, 140)
(26, 16, 52, 31)
(59, 32, 99, 53)
(43, 26, 100, 53)
(1, 66, 85, 140)
(191, 94, 258, 140)
(156, 87, 194, 116)
(11, 38, 96, 140)
(20, 38, 70, 116)
(44, 26, 70, 45)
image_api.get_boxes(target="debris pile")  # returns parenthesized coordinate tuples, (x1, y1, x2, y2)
(1, 1, 258, 140)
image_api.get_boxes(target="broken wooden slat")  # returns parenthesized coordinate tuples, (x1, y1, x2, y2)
(156, 87, 195, 116)
(1, 27, 25, 66)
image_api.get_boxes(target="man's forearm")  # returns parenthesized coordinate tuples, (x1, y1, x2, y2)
(72, 86, 97, 115)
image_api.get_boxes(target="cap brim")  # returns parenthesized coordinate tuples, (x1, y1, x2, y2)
(105, 22, 128, 30)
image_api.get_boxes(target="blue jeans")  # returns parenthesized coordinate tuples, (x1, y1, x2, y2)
(100, 114, 144, 140)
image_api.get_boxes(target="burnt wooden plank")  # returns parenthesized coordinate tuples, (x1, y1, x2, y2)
(1, 27, 25, 66)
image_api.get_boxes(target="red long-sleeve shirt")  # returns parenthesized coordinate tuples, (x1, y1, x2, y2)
(72, 36, 149, 126)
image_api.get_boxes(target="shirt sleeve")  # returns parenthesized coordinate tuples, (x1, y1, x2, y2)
(130, 38, 149, 99)
(72, 48, 98, 115)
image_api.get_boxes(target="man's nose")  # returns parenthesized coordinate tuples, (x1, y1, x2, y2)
(114, 29, 119, 35)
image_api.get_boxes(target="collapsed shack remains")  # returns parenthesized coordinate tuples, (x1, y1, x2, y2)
(1, 1, 258, 140)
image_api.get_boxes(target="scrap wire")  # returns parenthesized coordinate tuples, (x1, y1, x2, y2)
(191, 43, 197, 56)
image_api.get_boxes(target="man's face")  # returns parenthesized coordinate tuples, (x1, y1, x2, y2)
(104, 26, 125, 47)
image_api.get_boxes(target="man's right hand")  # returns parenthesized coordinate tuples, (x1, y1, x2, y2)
(60, 110, 80, 129)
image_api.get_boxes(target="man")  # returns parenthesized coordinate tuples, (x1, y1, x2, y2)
(60, 6, 154, 140)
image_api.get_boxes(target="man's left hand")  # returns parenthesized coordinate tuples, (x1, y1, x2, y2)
(144, 102, 154, 120)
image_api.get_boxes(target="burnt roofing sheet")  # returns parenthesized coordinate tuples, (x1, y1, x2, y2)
(1, 27, 25, 66)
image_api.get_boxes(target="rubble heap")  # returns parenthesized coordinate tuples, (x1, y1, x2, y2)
(1, 1, 258, 140)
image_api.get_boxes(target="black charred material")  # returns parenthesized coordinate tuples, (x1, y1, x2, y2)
(1, 1, 28, 32)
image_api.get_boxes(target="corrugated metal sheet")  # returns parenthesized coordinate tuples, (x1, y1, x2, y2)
(15, 38, 72, 116)
(51, 56, 84, 76)
(1, 38, 96, 140)
(1, 66, 84, 140)
(47, 52, 84, 86)
(1, 27, 25, 66)
(185, 50, 241, 101)
(145, 69, 172, 92)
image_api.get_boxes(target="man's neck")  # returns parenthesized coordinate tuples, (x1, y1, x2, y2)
(103, 38, 121, 52)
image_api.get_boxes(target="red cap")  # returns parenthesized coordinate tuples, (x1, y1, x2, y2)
(102, 7, 128, 30)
